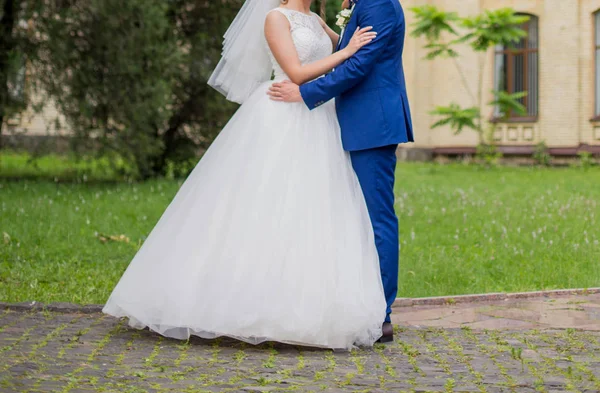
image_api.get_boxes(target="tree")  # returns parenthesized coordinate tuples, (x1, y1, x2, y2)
(149, 0, 243, 176)
(156, 0, 342, 176)
(410, 6, 529, 153)
(0, 0, 41, 147)
(31, 0, 181, 178)
(0, 0, 19, 146)
(314, 0, 343, 29)
(20, 0, 344, 178)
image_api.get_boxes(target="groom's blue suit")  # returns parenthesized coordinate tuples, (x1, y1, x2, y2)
(299, 0, 413, 323)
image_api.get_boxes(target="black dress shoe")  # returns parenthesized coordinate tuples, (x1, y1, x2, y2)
(376, 322, 394, 343)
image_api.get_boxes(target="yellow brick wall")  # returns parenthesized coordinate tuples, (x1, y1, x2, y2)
(9, 101, 68, 136)
(4, 82, 69, 138)
(403, 0, 600, 149)
(581, 0, 600, 145)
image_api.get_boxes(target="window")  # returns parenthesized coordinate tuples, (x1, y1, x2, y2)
(6, 51, 26, 103)
(494, 14, 539, 120)
(594, 11, 600, 117)
(8, 62, 26, 102)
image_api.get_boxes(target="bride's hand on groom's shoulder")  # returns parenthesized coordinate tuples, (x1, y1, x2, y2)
(268, 80, 302, 103)
(341, 26, 377, 59)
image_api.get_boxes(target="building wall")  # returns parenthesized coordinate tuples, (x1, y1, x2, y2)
(581, 0, 600, 146)
(5, 99, 67, 136)
(402, 0, 600, 154)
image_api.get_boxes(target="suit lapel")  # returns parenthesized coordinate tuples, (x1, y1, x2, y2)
(335, 28, 345, 52)
(335, 4, 357, 52)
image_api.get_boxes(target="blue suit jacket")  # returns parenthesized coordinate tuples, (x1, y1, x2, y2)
(299, 0, 414, 152)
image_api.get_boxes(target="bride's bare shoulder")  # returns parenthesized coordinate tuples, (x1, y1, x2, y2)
(265, 8, 291, 25)
(265, 11, 291, 37)
(264, 8, 291, 33)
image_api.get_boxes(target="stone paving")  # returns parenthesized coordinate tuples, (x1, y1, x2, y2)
(0, 296, 599, 392)
(392, 293, 600, 331)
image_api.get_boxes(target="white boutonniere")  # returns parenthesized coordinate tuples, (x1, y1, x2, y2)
(335, 7, 354, 29)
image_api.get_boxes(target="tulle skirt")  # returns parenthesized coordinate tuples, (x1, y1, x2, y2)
(102, 82, 387, 350)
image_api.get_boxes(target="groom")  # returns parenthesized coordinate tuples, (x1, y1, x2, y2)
(268, 0, 413, 342)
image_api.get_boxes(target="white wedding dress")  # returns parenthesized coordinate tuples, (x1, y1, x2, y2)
(103, 8, 386, 350)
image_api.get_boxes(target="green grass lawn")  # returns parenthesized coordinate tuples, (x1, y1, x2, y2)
(1, 152, 599, 304)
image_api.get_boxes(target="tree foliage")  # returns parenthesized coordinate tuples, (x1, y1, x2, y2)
(0, 0, 42, 146)
(32, 0, 180, 177)
(410, 5, 458, 41)
(410, 6, 529, 145)
(28, 0, 250, 178)
(460, 9, 529, 52)
(2, 0, 344, 178)
(314, 0, 344, 31)
(429, 104, 479, 135)
(489, 91, 527, 120)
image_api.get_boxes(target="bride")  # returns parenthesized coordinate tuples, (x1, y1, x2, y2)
(103, 0, 387, 350)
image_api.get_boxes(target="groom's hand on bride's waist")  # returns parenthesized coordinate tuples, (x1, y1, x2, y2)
(268, 80, 302, 103)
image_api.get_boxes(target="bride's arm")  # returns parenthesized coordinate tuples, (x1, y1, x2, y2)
(264, 11, 375, 86)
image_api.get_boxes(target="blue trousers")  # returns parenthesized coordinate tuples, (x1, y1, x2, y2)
(350, 145, 399, 324)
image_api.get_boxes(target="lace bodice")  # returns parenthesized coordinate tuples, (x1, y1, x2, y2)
(266, 8, 333, 81)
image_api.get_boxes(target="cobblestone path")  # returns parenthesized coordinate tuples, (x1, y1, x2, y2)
(1, 309, 600, 392)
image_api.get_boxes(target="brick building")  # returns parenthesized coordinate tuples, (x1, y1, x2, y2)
(401, 0, 600, 159)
